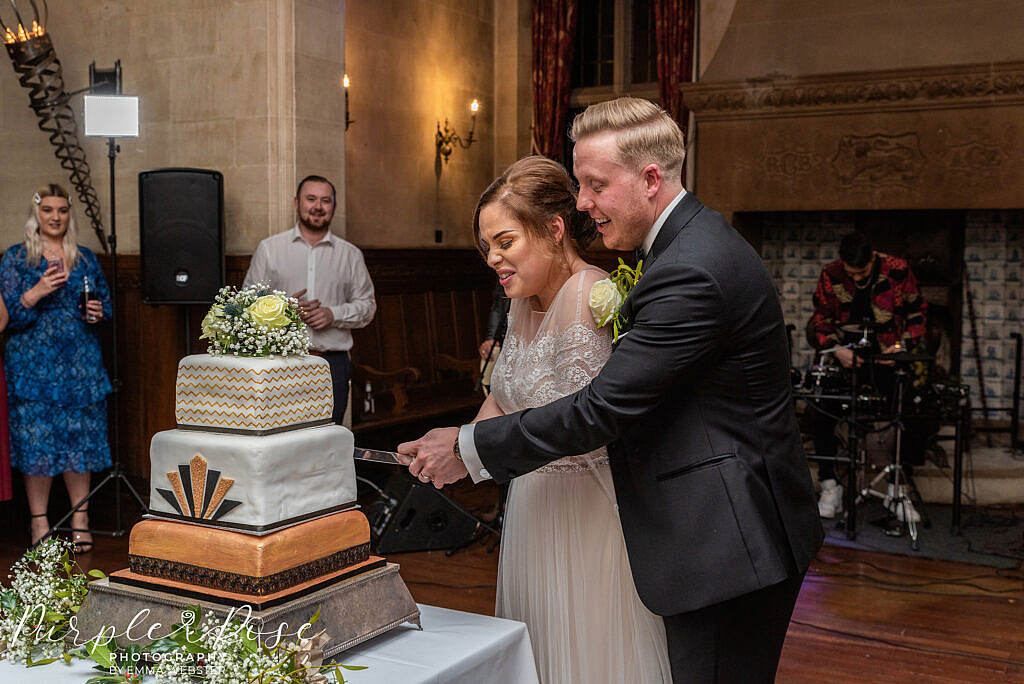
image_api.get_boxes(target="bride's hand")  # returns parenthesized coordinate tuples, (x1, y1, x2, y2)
(398, 427, 468, 489)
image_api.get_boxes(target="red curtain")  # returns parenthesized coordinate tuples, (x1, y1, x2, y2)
(532, 0, 578, 162)
(0, 366, 10, 502)
(654, 0, 695, 140)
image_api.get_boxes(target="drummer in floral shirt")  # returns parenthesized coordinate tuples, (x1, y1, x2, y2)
(807, 230, 928, 522)
(809, 231, 927, 362)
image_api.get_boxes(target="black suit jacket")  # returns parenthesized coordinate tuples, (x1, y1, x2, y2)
(474, 193, 824, 616)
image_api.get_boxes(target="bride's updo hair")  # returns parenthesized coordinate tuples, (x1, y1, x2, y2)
(473, 156, 597, 255)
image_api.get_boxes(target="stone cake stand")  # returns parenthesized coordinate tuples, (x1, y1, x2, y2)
(73, 563, 420, 659)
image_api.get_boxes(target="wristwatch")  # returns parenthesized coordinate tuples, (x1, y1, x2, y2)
(453, 434, 463, 462)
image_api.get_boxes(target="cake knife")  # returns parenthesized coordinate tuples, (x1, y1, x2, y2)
(353, 447, 408, 466)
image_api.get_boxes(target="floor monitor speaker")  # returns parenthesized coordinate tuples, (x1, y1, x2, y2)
(373, 478, 480, 554)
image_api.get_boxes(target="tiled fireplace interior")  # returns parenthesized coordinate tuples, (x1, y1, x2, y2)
(747, 210, 1022, 413)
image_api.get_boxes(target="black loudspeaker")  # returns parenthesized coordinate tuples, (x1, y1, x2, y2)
(139, 168, 224, 303)
(373, 478, 480, 554)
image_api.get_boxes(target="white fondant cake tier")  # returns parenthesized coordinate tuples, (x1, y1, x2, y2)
(175, 354, 333, 432)
(148, 424, 355, 532)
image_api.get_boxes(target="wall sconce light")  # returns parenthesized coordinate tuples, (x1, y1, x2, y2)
(436, 99, 479, 164)
(343, 73, 353, 130)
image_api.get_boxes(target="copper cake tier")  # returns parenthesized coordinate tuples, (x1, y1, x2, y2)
(128, 510, 372, 596)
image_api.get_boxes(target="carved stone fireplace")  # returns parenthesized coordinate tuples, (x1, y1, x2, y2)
(682, 61, 1024, 413)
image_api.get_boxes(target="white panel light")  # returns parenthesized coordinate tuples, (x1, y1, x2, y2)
(83, 95, 139, 137)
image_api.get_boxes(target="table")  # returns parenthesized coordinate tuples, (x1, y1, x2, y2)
(0, 605, 539, 683)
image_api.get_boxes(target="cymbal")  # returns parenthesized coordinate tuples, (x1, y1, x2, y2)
(840, 322, 879, 333)
(818, 344, 853, 355)
(875, 351, 934, 362)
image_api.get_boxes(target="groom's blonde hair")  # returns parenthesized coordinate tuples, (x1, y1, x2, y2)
(570, 97, 685, 182)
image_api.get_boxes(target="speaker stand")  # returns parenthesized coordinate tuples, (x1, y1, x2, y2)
(183, 304, 192, 355)
(49, 136, 148, 546)
(435, 485, 502, 557)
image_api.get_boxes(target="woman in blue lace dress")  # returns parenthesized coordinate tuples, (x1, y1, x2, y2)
(0, 184, 112, 552)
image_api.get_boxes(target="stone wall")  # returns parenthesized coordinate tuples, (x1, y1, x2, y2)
(0, 0, 342, 255)
(1, 0, 535, 254)
(344, 0, 503, 249)
(701, 0, 1024, 81)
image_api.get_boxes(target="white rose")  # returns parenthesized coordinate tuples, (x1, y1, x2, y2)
(246, 294, 291, 328)
(589, 278, 623, 325)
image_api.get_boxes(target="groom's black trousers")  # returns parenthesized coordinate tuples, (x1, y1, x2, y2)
(663, 572, 805, 683)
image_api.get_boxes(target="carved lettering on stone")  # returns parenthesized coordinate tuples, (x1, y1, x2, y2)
(831, 133, 925, 187)
(763, 144, 820, 183)
(940, 128, 1009, 186)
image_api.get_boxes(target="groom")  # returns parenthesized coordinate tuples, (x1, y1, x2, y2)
(399, 97, 823, 682)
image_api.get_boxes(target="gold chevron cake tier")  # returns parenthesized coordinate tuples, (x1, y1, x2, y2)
(175, 354, 333, 432)
(128, 511, 374, 596)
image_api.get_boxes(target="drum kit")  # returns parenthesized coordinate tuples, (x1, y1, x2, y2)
(794, 321, 960, 548)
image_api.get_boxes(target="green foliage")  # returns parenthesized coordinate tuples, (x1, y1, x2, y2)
(221, 301, 244, 318)
(0, 543, 365, 682)
(0, 538, 90, 666)
(605, 258, 643, 343)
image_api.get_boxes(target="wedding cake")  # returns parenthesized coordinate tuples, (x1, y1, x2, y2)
(80, 286, 418, 656)
(110, 353, 379, 605)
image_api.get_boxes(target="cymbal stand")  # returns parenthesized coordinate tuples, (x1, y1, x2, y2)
(836, 329, 873, 540)
(804, 343, 864, 540)
(839, 348, 862, 539)
(856, 365, 919, 550)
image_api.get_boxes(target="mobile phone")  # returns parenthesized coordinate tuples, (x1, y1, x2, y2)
(52, 257, 64, 274)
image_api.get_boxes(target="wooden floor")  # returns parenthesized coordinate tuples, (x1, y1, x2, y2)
(2, 485, 1021, 682)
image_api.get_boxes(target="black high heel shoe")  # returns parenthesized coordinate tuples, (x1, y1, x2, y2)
(29, 512, 50, 548)
(70, 506, 93, 555)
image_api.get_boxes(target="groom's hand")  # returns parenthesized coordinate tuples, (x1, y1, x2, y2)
(397, 427, 468, 489)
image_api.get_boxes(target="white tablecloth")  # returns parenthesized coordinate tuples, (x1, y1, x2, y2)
(0, 604, 539, 684)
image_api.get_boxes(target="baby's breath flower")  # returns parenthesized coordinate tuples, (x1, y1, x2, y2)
(203, 283, 310, 357)
(0, 538, 87, 666)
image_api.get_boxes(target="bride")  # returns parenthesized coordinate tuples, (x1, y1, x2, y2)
(468, 156, 670, 683)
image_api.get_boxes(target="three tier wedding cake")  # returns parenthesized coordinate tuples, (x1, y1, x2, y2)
(77, 286, 418, 656)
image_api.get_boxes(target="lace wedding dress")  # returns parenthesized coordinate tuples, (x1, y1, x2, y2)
(490, 268, 671, 684)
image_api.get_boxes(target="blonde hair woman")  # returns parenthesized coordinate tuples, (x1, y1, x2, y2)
(0, 184, 112, 552)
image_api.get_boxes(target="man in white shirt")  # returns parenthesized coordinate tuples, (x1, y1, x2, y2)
(243, 175, 376, 421)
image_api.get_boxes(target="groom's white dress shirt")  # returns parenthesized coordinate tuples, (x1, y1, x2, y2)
(460, 188, 688, 482)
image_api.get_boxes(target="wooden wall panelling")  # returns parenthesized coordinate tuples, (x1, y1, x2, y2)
(135, 300, 182, 457)
(430, 291, 457, 362)
(376, 294, 410, 371)
(111, 268, 149, 483)
(350, 319, 380, 370)
(401, 292, 433, 379)
(450, 289, 480, 363)
(472, 288, 492, 342)
(349, 250, 497, 427)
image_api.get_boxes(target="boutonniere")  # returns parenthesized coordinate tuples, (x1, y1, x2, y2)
(589, 258, 643, 343)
